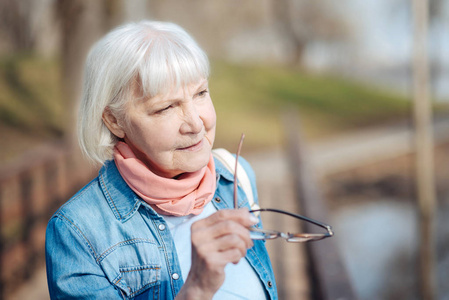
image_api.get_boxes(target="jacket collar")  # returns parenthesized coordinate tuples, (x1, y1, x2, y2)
(213, 156, 235, 182)
(99, 157, 236, 222)
(99, 160, 144, 222)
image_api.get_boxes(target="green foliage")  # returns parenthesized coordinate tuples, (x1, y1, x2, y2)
(0, 54, 65, 138)
(209, 61, 411, 150)
(0, 56, 412, 153)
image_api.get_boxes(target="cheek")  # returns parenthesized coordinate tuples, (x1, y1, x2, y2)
(127, 120, 169, 151)
(203, 102, 216, 146)
(203, 102, 217, 131)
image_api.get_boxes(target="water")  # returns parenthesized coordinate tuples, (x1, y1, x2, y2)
(332, 199, 449, 300)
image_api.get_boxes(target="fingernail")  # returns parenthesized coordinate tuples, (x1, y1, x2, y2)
(249, 214, 259, 225)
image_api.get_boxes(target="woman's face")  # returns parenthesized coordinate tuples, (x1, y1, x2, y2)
(109, 78, 216, 178)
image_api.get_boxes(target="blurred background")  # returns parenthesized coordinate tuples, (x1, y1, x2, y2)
(0, 0, 448, 299)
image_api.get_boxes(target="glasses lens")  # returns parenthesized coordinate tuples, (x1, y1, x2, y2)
(251, 209, 332, 242)
(250, 227, 280, 240)
(286, 233, 327, 243)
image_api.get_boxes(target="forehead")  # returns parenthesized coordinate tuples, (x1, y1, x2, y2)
(162, 77, 206, 95)
(165, 78, 208, 96)
(133, 78, 208, 105)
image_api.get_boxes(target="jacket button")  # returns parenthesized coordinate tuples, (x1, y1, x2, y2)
(172, 273, 180, 280)
(267, 281, 273, 288)
(214, 197, 221, 203)
(158, 224, 166, 231)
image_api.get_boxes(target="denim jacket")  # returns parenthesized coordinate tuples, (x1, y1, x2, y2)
(45, 156, 278, 299)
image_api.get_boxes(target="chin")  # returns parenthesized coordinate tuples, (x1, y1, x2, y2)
(184, 149, 211, 173)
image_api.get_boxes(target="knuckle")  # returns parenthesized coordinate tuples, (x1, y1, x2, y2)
(190, 227, 202, 241)
(191, 234, 200, 245)
(221, 221, 241, 235)
(222, 220, 235, 231)
(239, 207, 249, 213)
(226, 234, 247, 253)
(190, 226, 198, 235)
(236, 239, 247, 252)
(227, 234, 240, 245)
(216, 209, 231, 219)
(191, 220, 202, 231)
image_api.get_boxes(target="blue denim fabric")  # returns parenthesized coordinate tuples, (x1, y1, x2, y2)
(46, 156, 278, 299)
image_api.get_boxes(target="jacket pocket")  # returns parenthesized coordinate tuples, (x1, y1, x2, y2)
(99, 239, 162, 299)
(115, 264, 160, 299)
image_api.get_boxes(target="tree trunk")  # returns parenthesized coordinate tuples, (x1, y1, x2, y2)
(412, 0, 437, 299)
(56, 0, 110, 146)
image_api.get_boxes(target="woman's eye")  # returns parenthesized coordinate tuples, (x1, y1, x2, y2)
(198, 89, 208, 97)
(156, 105, 172, 114)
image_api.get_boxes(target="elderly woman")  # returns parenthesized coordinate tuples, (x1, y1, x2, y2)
(45, 20, 277, 299)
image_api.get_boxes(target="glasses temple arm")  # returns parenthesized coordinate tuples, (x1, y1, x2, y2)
(233, 133, 245, 209)
(250, 208, 333, 234)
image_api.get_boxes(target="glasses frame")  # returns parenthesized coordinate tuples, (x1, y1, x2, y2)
(233, 133, 334, 242)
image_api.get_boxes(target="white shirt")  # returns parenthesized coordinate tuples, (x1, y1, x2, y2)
(163, 202, 267, 299)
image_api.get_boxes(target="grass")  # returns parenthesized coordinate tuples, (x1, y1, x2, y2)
(209, 61, 411, 151)
(0, 55, 414, 160)
(0, 54, 65, 138)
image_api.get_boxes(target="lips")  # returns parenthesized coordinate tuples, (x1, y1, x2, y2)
(177, 139, 204, 151)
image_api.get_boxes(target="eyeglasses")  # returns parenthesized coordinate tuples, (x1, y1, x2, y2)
(233, 134, 334, 242)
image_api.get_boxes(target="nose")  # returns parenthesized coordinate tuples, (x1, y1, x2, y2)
(180, 103, 203, 134)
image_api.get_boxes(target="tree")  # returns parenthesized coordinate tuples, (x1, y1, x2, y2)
(0, 0, 34, 52)
(55, 0, 117, 144)
(271, 0, 349, 67)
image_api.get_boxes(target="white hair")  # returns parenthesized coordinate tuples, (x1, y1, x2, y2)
(77, 20, 210, 164)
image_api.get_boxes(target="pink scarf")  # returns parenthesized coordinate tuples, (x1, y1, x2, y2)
(113, 142, 216, 217)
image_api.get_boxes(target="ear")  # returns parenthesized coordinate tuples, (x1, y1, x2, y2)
(102, 107, 126, 139)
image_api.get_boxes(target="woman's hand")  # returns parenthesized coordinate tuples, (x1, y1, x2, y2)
(176, 208, 258, 300)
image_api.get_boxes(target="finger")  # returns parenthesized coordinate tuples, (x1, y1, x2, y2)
(212, 221, 253, 247)
(193, 218, 254, 249)
(216, 248, 246, 265)
(215, 233, 252, 255)
(196, 247, 245, 268)
(192, 208, 258, 229)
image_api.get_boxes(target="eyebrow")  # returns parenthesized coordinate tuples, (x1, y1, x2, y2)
(145, 79, 209, 106)
(195, 79, 208, 91)
(148, 97, 178, 110)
